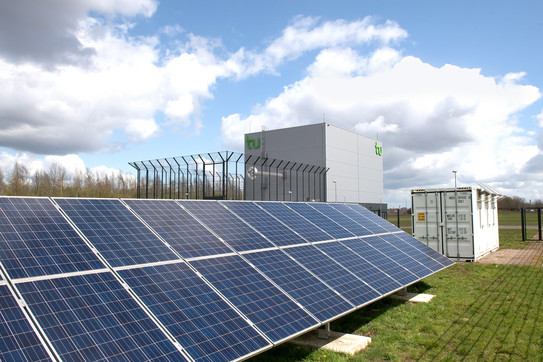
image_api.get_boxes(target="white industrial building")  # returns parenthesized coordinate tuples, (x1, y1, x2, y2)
(244, 123, 386, 215)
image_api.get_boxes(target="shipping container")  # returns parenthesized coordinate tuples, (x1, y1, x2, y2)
(411, 185, 502, 261)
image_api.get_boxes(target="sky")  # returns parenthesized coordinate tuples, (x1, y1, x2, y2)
(0, 0, 542, 206)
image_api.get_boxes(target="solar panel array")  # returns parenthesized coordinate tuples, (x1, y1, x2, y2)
(0, 197, 453, 361)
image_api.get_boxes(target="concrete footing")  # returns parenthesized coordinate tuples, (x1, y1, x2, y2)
(290, 329, 371, 355)
(391, 292, 435, 303)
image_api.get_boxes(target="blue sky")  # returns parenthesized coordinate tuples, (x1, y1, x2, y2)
(0, 0, 542, 205)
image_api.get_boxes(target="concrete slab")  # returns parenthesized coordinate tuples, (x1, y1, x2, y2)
(391, 292, 435, 303)
(289, 330, 371, 355)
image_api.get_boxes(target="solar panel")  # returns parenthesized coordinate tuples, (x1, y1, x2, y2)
(243, 249, 354, 322)
(306, 202, 373, 236)
(189, 254, 319, 343)
(282, 244, 381, 307)
(379, 233, 446, 273)
(123, 199, 233, 258)
(54, 198, 180, 267)
(342, 238, 419, 286)
(220, 201, 306, 247)
(314, 241, 403, 295)
(117, 262, 270, 361)
(394, 232, 455, 268)
(285, 203, 356, 239)
(330, 203, 388, 234)
(348, 203, 399, 233)
(0, 284, 52, 361)
(255, 202, 332, 242)
(16, 271, 185, 361)
(178, 200, 275, 252)
(0, 197, 454, 361)
(0, 197, 104, 279)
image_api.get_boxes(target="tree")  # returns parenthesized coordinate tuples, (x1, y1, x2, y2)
(8, 163, 30, 196)
(0, 167, 5, 195)
(48, 162, 67, 196)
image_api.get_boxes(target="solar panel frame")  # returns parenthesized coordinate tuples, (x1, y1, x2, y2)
(189, 254, 319, 344)
(0, 197, 105, 279)
(54, 198, 180, 267)
(177, 200, 275, 252)
(123, 199, 233, 258)
(117, 261, 271, 361)
(0, 284, 53, 362)
(220, 201, 307, 247)
(15, 271, 186, 361)
(243, 249, 354, 322)
(255, 202, 333, 242)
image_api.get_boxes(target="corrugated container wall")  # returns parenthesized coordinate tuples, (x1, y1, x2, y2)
(411, 186, 500, 261)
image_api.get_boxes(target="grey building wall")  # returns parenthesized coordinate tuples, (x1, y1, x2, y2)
(245, 123, 384, 207)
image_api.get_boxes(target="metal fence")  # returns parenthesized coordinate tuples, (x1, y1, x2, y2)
(521, 208, 543, 241)
(129, 151, 328, 201)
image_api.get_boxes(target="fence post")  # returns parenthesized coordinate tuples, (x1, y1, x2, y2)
(521, 208, 526, 242)
(539, 208, 542, 241)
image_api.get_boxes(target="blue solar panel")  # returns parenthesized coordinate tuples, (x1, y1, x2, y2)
(0, 197, 454, 361)
(0, 285, 51, 361)
(283, 244, 381, 307)
(0, 197, 104, 279)
(315, 241, 402, 295)
(364, 235, 433, 278)
(394, 232, 455, 268)
(54, 198, 179, 267)
(177, 200, 275, 252)
(255, 202, 332, 242)
(16, 272, 185, 361)
(330, 203, 388, 234)
(342, 238, 419, 286)
(221, 201, 306, 247)
(307, 202, 373, 236)
(123, 199, 233, 258)
(348, 204, 399, 232)
(379, 233, 446, 273)
(244, 249, 353, 322)
(190, 255, 318, 343)
(118, 262, 269, 361)
(286, 203, 356, 239)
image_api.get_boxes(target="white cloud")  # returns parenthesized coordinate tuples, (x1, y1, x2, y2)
(231, 16, 407, 78)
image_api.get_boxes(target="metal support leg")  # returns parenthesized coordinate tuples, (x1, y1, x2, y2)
(397, 287, 408, 296)
(318, 322, 331, 339)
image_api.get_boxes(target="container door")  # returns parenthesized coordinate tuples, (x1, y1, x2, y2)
(442, 190, 474, 259)
(412, 191, 443, 253)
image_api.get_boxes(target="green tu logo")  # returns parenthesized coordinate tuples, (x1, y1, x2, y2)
(246, 136, 261, 150)
(375, 142, 383, 156)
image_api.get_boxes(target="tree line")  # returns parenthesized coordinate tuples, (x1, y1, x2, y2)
(0, 162, 137, 198)
(498, 196, 543, 210)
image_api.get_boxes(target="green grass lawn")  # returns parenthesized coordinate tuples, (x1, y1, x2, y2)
(251, 230, 543, 361)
